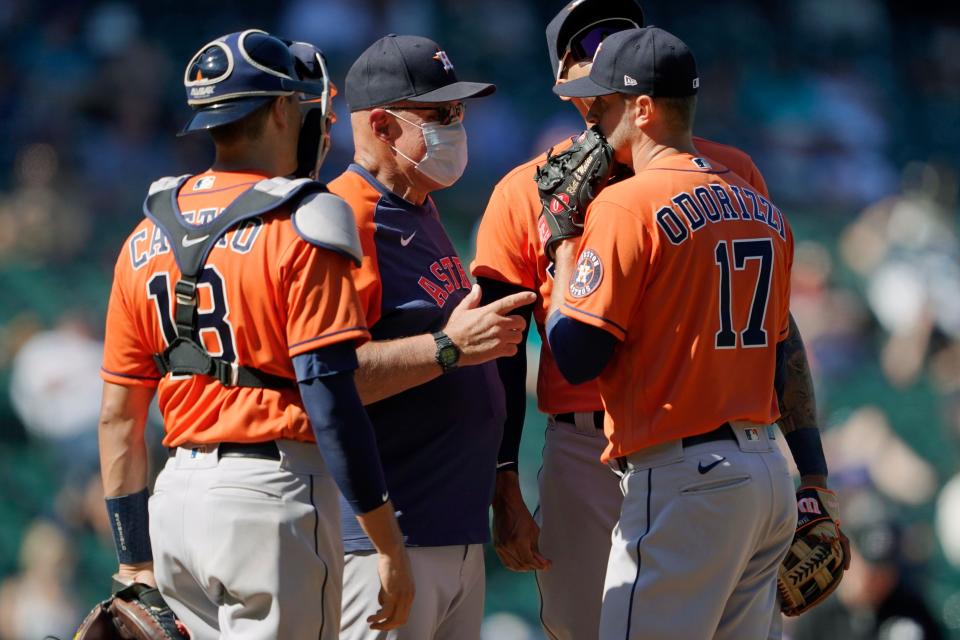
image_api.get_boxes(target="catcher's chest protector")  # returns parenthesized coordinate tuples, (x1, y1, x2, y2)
(143, 176, 328, 389)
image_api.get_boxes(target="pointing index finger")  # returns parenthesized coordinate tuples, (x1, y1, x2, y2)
(487, 291, 537, 315)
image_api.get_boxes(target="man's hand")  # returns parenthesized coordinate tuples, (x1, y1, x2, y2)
(492, 471, 551, 572)
(356, 501, 415, 631)
(444, 285, 537, 366)
(368, 544, 415, 631)
(800, 475, 851, 570)
(116, 561, 157, 588)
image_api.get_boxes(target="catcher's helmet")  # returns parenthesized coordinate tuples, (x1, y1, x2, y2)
(180, 29, 327, 135)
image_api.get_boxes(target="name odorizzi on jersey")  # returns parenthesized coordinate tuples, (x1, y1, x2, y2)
(654, 183, 787, 247)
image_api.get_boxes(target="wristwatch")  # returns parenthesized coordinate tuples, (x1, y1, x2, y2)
(432, 331, 460, 373)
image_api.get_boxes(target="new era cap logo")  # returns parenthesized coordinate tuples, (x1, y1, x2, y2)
(693, 77, 700, 89)
(624, 75, 637, 87)
(433, 50, 454, 73)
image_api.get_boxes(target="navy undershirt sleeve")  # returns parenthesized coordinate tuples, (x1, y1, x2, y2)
(546, 311, 618, 385)
(294, 346, 388, 514)
(478, 276, 535, 474)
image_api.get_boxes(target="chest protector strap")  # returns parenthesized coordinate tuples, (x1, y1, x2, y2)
(144, 176, 328, 389)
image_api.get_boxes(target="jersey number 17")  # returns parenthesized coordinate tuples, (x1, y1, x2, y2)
(713, 238, 773, 349)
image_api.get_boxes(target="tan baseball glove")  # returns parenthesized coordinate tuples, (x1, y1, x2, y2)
(778, 486, 848, 616)
(74, 581, 190, 639)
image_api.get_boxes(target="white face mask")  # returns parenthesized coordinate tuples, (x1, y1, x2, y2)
(386, 110, 469, 187)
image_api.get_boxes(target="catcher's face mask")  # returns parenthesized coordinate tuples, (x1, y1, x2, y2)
(289, 42, 335, 179)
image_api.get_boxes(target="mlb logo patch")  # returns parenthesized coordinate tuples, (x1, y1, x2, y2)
(188, 444, 214, 458)
(745, 428, 760, 441)
(692, 157, 712, 170)
(194, 176, 216, 191)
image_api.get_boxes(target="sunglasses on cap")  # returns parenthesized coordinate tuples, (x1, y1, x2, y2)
(557, 18, 640, 79)
(390, 102, 465, 126)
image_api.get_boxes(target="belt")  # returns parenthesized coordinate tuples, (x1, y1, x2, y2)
(681, 422, 736, 448)
(554, 411, 604, 430)
(613, 423, 737, 472)
(169, 441, 281, 460)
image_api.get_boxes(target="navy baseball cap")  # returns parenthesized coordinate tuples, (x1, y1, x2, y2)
(345, 35, 495, 112)
(554, 27, 699, 99)
(546, 0, 645, 78)
(180, 29, 328, 135)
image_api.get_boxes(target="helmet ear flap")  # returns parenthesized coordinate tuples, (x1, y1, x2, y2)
(295, 108, 331, 179)
(288, 43, 333, 179)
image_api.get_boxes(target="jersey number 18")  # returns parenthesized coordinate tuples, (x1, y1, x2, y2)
(147, 267, 237, 361)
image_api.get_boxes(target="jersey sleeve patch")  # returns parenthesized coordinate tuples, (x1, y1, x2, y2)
(569, 248, 603, 298)
(293, 192, 363, 266)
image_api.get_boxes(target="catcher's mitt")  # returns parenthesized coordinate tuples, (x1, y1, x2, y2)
(535, 126, 614, 261)
(74, 581, 190, 639)
(778, 486, 847, 616)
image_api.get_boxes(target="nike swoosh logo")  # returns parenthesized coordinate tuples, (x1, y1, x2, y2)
(182, 234, 210, 247)
(400, 232, 416, 246)
(698, 457, 726, 474)
(496, 461, 514, 469)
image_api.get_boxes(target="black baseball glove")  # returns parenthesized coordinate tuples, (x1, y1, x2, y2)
(778, 487, 848, 616)
(74, 581, 190, 639)
(534, 126, 614, 261)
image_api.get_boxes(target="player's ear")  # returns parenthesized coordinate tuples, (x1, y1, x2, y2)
(634, 95, 654, 128)
(368, 109, 395, 143)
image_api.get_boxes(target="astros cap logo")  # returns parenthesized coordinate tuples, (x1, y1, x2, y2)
(433, 50, 454, 73)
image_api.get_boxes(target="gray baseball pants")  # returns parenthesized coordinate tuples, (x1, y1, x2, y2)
(535, 415, 623, 640)
(340, 544, 485, 640)
(537, 416, 792, 640)
(149, 440, 343, 640)
(599, 423, 795, 640)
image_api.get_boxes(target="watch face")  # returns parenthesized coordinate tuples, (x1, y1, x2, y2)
(439, 345, 459, 367)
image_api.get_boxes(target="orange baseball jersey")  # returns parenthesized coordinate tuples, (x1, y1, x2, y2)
(471, 135, 769, 414)
(559, 153, 794, 461)
(101, 170, 369, 447)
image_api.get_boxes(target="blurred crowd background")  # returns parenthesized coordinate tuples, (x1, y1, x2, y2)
(0, 0, 958, 638)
